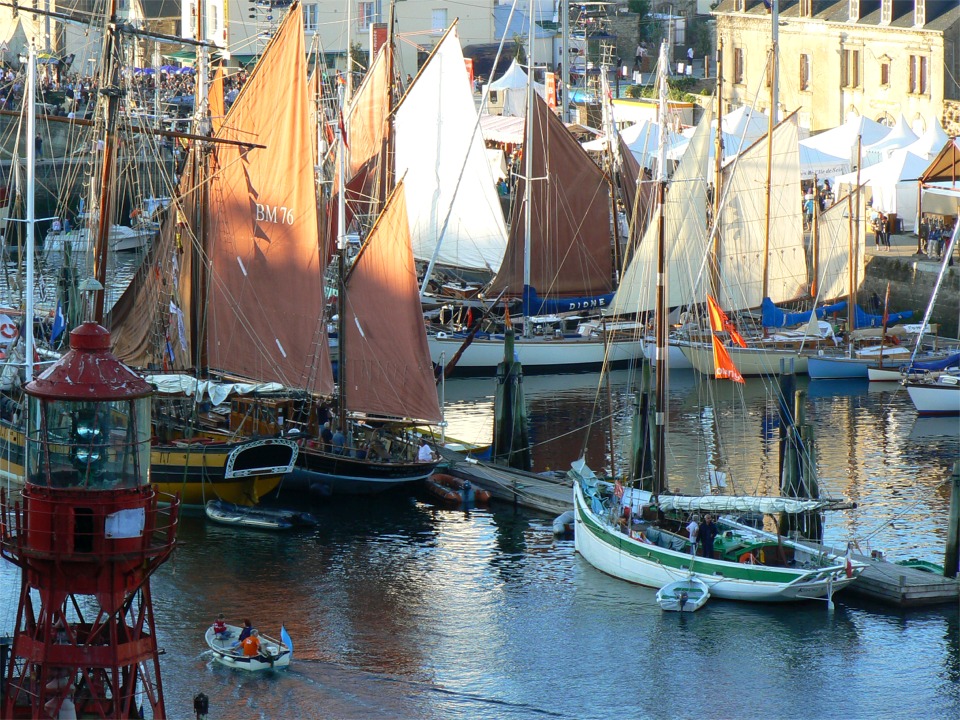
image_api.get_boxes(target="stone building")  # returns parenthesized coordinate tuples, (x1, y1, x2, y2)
(712, 0, 960, 135)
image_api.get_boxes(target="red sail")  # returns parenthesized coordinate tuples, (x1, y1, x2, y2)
(488, 94, 613, 297)
(342, 181, 442, 424)
(203, 4, 332, 395)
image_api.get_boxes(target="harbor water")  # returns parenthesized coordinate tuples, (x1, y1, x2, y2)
(1, 369, 958, 719)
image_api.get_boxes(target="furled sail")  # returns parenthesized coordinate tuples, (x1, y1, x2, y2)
(716, 115, 807, 310)
(108, 161, 197, 370)
(394, 26, 507, 274)
(204, 4, 332, 395)
(606, 105, 713, 315)
(487, 94, 613, 299)
(342, 181, 442, 424)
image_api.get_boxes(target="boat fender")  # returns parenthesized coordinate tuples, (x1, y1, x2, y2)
(437, 331, 448, 339)
(739, 552, 756, 564)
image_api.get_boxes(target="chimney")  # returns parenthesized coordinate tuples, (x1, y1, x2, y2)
(914, 0, 926, 27)
(848, 0, 860, 22)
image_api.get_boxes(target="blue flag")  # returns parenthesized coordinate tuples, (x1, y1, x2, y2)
(280, 624, 293, 658)
(50, 300, 66, 342)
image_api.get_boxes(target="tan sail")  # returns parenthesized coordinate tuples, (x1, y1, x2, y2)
(488, 94, 613, 298)
(209, 64, 225, 134)
(108, 160, 198, 370)
(342, 181, 441, 424)
(203, 3, 332, 395)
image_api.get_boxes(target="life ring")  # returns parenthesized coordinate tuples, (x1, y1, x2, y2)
(739, 551, 756, 564)
(0, 323, 18, 340)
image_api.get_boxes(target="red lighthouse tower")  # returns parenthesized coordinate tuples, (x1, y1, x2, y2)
(0, 322, 179, 719)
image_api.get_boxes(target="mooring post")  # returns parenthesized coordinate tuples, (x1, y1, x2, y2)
(944, 461, 960, 579)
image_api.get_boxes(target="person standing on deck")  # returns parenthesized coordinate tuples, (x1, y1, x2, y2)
(699, 515, 718, 559)
(686, 514, 700, 552)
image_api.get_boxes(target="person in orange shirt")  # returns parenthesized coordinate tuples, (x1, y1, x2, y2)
(241, 629, 261, 658)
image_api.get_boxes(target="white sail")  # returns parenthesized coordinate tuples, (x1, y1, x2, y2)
(394, 28, 508, 274)
(606, 105, 713, 316)
(717, 116, 807, 310)
(814, 193, 866, 302)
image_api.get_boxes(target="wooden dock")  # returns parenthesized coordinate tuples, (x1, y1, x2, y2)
(439, 449, 572, 516)
(816, 545, 959, 607)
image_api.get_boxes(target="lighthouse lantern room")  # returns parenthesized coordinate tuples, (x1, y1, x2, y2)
(0, 322, 179, 719)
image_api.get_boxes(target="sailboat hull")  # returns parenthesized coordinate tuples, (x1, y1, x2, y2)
(905, 377, 960, 415)
(680, 342, 808, 377)
(429, 333, 643, 376)
(0, 421, 295, 506)
(573, 482, 859, 602)
(291, 447, 437, 496)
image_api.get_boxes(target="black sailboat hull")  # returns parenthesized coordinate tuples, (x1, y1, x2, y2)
(288, 448, 437, 497)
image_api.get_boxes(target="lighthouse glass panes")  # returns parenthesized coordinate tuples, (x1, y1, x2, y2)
(28, 396, 151, 489)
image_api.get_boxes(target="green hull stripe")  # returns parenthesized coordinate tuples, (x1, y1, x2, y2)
(576, 492, 801, 583)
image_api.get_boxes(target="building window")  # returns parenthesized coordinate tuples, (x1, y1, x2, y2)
(880, 0, 892, 24)
(799, 54, 810, 92)
(909, 55, 928, 94)
(842, 49, 860, 88)
(358, 1, 381, 30)
(431, 8, 448, 34)
(848, 0, 860, 22)
(879, 58, 890, 87)
(733, 47, 744, 85)
(304, 4, 318, 33)
(800, 0, 812, 16)
(735, 0, 745, 11)
(914, 0, 926, 26)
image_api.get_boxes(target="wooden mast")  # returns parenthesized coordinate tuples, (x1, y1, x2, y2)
(761, 0, 779, 301)
(653, 39, 670, 499)
(710, 35, 724, 300)
(91, 0, 121, 323)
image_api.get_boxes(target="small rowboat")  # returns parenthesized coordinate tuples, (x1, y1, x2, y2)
(423, 473, 491, 506)
(655, 577, 710, 612)
(205, 624, 292, 671)
(204, 500, 318, 531)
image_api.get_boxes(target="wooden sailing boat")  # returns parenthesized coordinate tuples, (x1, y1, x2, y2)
(292, 178, 442, 496)
(426, 19, 643, 375)
(107, 5, 325, 505)
(572, 43, 864, 604)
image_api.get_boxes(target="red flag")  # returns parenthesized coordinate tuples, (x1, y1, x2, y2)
(711, 335, 745, 384)
(613, 478, 624, 500)
(844, 545, 854, 578)
(707, 295, 747, 348)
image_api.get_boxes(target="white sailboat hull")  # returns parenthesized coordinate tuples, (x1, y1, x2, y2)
(573, 482, 859, 603)
(906, 377, 960, 415)
(642, 339, 693, 370)
(680, 341, 808, 376)
(45, 225, 155, 253)
(429, 333, 643, 375)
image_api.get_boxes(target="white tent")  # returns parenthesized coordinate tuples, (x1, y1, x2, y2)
(834, 149, 929, 231)
(664, 107, 767, 164)
(798, 144, 849, 180)
(486, 59, 545, 117)
(480, 113, 525, 144)
(721, 105, 769, 142)
(863, 113, 918, 167)
(903, 118, 950, 161)
(582, 119, 662, 168)
(801, 115, 890, 168)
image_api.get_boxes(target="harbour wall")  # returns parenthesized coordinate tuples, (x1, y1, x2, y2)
(859, 248, 959, 339)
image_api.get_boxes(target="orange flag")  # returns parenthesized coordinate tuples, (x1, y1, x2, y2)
(711, 334, 745, 384)
(706, 295, 747, 348)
